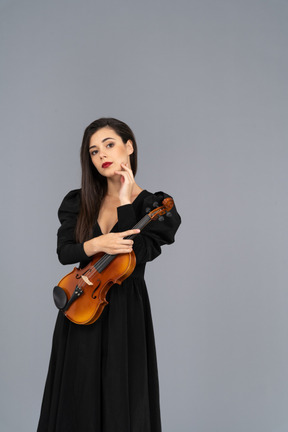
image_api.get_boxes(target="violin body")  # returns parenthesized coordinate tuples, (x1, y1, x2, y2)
(56, 251, 136, 325)
(53, 197, 174, 325)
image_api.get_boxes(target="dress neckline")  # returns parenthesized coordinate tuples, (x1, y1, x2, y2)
(97, 189, 147, 235)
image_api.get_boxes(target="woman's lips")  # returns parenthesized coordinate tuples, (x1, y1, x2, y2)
(102, 162, 113, 168)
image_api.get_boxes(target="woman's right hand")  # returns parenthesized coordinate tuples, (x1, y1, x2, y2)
(83, 229, 140, 257)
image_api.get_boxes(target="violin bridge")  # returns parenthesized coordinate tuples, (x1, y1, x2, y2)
(81, 275, 93, 286)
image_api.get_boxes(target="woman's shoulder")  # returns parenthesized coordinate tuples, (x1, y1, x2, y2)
(135, 189, 174, 206)
(62, 188, 81, 198)
(134, 189, 180, 220)
(134, 189, 181, 238)
(58, 189, 81, 217)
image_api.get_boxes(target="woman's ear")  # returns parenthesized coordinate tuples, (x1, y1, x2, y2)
(126, 139, 134, 155)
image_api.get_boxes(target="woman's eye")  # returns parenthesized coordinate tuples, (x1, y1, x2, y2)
(107, 143, 114, 148)
(90, 150, 98, 156)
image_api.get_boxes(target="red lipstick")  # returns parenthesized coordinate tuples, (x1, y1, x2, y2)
(102, 162, 113, 168)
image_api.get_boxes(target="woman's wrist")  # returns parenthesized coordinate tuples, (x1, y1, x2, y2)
(83, 238, 100, 257)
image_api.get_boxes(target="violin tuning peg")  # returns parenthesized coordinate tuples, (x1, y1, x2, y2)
(145, 207, 151, 213)
(153, 202, 159, 208)
(158, 216, 164, 222)
(166, 212, 172, 218)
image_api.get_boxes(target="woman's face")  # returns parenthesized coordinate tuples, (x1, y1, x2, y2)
(89, 127, 133, 177)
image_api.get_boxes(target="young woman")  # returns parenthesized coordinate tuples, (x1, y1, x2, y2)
(37, 117, 181, 432)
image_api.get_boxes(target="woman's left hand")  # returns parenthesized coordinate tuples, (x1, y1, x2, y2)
(114, 163, 135, 205)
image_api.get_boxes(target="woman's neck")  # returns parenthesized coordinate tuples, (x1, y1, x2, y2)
(106, 177, 142, 199)
(106, 178, 123, 198)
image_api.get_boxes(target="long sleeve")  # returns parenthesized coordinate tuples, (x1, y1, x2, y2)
(56, 189, 181, 267)
(56, 189, 90, 265)
(117, 191, 181, 265)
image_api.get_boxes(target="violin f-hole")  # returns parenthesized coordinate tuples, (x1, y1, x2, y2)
(91, 280, 101, 299)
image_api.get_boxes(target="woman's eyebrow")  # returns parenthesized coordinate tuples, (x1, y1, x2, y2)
(89, 137, 116, 149)
(102, 137, 115, 142)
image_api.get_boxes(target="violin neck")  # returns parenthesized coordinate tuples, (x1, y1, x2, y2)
(126, 214, 151, 239)
(94, 214, 151, 273)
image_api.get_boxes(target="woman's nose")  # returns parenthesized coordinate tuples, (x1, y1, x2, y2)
(99, 149, 107, 159)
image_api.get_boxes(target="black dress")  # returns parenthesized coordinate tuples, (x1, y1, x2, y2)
(37, 189, 181, 432)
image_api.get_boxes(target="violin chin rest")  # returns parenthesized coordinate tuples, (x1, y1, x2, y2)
(53, 286, 68, 310)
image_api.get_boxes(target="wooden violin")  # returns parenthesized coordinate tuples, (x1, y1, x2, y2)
(53, 197, 174, 325)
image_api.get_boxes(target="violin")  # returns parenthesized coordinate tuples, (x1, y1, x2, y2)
(53, 198, 174, 325)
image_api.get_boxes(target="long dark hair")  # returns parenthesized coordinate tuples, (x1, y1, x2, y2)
(75, 117, 138, 243)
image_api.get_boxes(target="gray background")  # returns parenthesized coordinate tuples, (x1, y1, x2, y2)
(1, 0, 287, 431)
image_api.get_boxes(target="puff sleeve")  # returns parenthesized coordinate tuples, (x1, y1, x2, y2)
(117, 191, 181, 264)
(56, 189, 90, 265)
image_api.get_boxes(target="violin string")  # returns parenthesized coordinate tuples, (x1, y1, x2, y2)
(70, 212, 159, 294)
(73, 229, 146, 294)
(73, 254, 113, 294)
(73, 252, 122, 295)
(65, 204, 173, 315)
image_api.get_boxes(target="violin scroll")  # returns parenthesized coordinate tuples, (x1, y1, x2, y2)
(148, 198, 174, 221)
